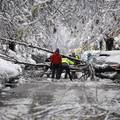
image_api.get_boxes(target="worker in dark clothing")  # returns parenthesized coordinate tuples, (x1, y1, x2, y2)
(104, 34, 114, 50)
(8, 40, 15, 51)
(61, 57, 73, 81)
(50, 48, 62, 79)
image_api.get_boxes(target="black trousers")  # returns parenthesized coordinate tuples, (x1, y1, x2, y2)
(51, 64, 61, 79)
(61, 63, 72, 81)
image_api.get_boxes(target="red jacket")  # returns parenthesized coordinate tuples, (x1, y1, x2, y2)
(50, 52, 62, 64)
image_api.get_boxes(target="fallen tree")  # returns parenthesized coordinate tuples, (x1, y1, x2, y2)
(93, 64, 120, 80)
(0, 37, 86, 65)
(0, 54, 50, 68)
(0, 37, 94, 81)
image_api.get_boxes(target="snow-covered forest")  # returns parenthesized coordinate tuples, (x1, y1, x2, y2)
(0, 0, 120, 120)
(1, 0, 120, 52)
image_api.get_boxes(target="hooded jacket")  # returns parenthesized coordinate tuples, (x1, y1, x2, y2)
(50, 52, 62, 64)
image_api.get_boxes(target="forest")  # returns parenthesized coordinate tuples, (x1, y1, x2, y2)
(0, 0, 120, 120)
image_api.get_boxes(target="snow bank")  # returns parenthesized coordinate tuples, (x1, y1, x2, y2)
(99, 50, 120, 56)
(8, 49, 36, 64)
(105, 55, 120, 64)
(96, 50, 120, 64)
(82, 50, 120, 64)
(0, 58, 22, 84)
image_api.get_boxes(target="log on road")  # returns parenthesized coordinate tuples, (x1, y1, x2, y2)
(0, 37, 86, 65)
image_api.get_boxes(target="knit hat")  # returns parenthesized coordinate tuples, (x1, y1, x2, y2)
(55, 48, 60, 53)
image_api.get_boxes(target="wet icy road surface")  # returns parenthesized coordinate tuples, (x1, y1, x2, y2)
(0, 78, 120, 120)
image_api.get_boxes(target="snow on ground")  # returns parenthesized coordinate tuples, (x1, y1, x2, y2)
(105, 55, 120, 64)
(31, 79, 120, 120)
(97, 50, 120, 64)
(0, 98, 32, 120)
(0, 57, 22, 87)
(0, 58, 22, 77)
(0, 76, 120, 120)
(8, 49, 36, 64)
(81, 50, 120, 64)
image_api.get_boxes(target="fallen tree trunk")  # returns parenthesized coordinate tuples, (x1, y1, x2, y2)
(93, 64, 120, 80)
(0, 53, 89, 74)
(0, 37, 86, 65)
(94, 65, 118, 73)
(0, 54, 49, 67)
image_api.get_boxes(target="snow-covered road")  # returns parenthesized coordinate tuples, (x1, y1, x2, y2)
(0, 78, 120, 120)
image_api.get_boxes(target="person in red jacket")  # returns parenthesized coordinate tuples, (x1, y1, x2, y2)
(50, 48, 62, 79)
